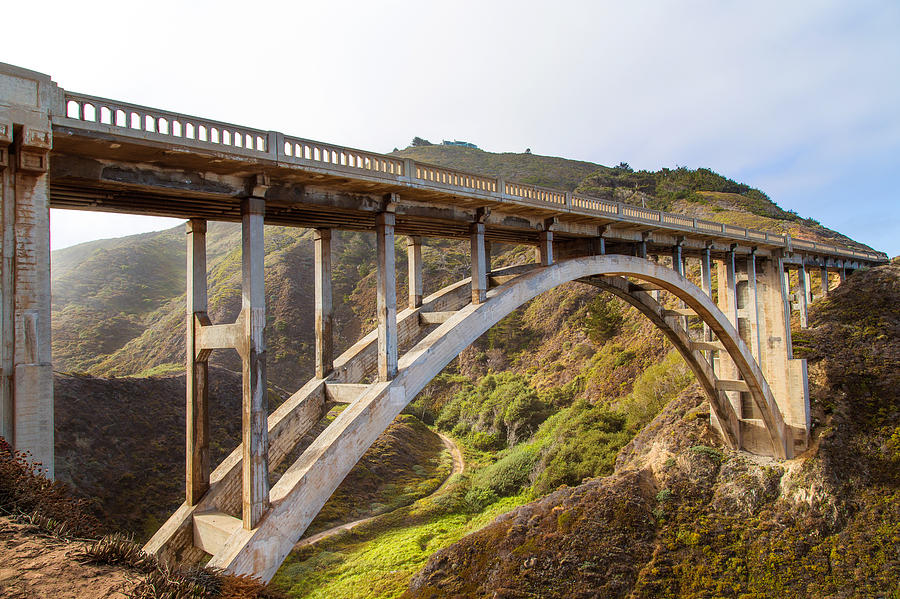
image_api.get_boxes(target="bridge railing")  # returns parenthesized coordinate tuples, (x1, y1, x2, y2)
(57, 91, 888, 264)
(280, 134, 405, 178)
(414, 162, 497, 193)
(63, 92, 271, 158)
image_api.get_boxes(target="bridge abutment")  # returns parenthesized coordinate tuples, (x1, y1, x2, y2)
(0, 65, 56, 477)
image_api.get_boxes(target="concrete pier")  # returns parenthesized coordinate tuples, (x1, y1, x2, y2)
(314, 229, 334, 378)
(0, 65, 55, 477)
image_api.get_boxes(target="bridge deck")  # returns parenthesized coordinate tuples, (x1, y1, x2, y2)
(49, 92, 886, 265)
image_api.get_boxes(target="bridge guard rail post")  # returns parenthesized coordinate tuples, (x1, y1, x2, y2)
(0, 65, 55, 477)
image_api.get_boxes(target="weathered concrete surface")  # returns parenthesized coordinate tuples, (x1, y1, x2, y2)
(144, 270, 480, 564)
(186, 219, 209, 504)
(314, 229, 333, 378)
(0, 63, 56, 477)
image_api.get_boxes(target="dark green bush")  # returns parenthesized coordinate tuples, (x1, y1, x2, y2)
(533, 401, 629, 494)
(580, 296, 624, 344)
(436, 373, 550, 450)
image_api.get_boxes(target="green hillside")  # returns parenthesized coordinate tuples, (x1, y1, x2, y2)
(391, 145, 601, 190)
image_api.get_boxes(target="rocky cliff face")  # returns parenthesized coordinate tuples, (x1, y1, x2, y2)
(405, 263, 900, 598)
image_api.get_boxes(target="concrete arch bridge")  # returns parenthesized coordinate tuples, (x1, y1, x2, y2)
(0, 63, 888, 581)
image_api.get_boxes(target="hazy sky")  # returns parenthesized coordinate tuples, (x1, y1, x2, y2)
(5, 0, 899, 256)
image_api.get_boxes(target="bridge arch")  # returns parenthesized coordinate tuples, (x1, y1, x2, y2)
(196, 254, 789, 581)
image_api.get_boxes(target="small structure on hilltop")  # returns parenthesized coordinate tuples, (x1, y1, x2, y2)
(442, 140, 478, 149)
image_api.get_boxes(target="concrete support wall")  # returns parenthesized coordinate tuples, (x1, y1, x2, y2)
(186, 219, 210, 504)
(314, 229, 333, 378)
(407, 236, 423, 309)
(241, 197, 269, 529)
(376, 211, 398, 380)
(820, 266, 829, 298)
(752, 256, 809, 454)
(0, 65, 56, 477)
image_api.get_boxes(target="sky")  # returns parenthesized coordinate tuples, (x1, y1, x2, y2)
(4, 0, 899, 256)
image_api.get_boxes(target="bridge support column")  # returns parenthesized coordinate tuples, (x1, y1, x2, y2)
(314, 229, 333, 378)
(538, 230, 553, 267)
(820, 266, 829, 298)
(0, 71, 55, 477)
(186, 219, 210, 504)
(241, 197, 269, 529)
(798, 265, 810, 328)
(753, 256, 809, 455)
(638, 234, 649, 259)
(672, 242, 683, 276)
(484, 240, 492, 275)
(407, 236, 424, 309)
(716, 248, 741, 421)
(747, 250, 762, 364)
(700, 246, 713, 347)
(839, 266, 846, 284)
(471, 224, 488, 304)
(376, 211, 398, 380)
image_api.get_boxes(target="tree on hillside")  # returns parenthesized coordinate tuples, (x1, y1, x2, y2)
(411, 137, 433, 147)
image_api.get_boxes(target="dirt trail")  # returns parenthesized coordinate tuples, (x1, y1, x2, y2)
(0, 518, 134, 599)
(295, 432, 464, 549)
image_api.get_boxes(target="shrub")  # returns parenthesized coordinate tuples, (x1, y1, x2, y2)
(581, 296, 624, 344)
(689, 445, 723, 462)
(533, 401, 629, 494)
(503, 394, 550, 446)
(0, 436, 101, 538)
(471, 431, 503, 451)
(436, 373, 549, 449)
(463, 487, 499, 512)
(470, 444, 540, 497)
(619, 350, 692, 430)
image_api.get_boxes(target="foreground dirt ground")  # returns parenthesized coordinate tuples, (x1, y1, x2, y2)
(0, 517, 134, 599)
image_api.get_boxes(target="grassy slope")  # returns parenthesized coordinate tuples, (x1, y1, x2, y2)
(403, 263, 900, 598)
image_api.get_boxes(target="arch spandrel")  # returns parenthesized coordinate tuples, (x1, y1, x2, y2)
(206, 254, 792, 581)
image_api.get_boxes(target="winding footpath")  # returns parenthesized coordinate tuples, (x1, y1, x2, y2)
(294, 432, 464, 549)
